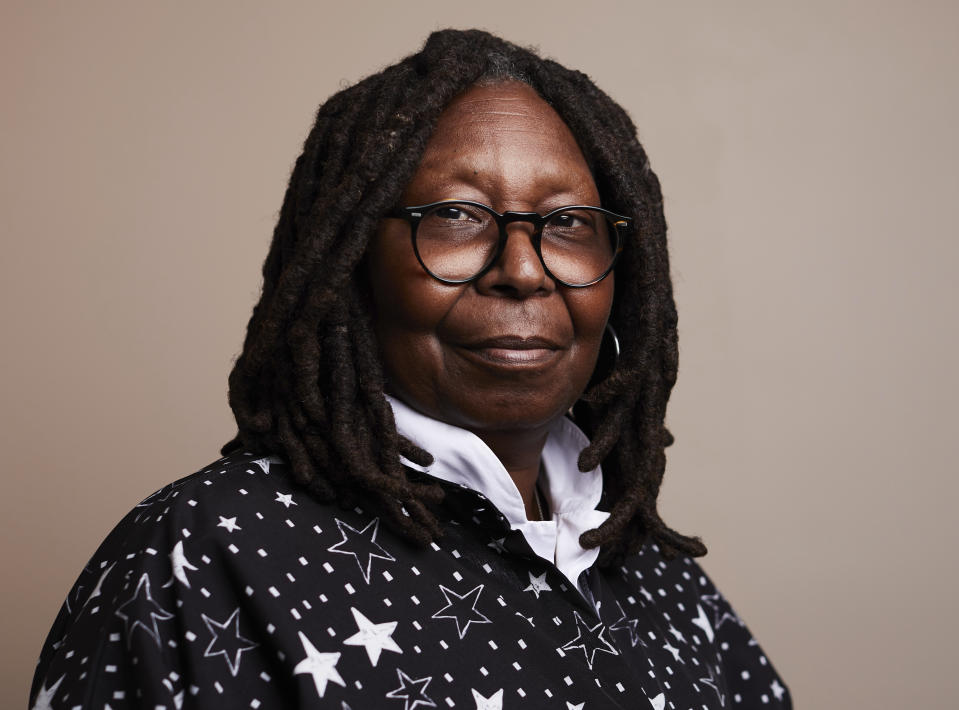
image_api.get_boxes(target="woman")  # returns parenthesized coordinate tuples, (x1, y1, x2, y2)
(31, 30, 790, 709)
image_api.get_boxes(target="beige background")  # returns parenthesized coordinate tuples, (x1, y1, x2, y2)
(3, 1, 957, 708)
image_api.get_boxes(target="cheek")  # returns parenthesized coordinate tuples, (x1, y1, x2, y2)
(565, 279, 615, 390)
(369, 227, 435, 342)
(371, 294, 438, 407)
(367, 249, 461, 403)
(371, 277, 440, 361)
(569, 278, 615, 349)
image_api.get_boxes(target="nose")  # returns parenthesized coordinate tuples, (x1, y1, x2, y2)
(474, 222, 555, 299)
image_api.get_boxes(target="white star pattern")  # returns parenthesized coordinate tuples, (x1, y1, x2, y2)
(163, 540, 199, 588)
(523, 571, 552, 598)
(609, 601, 642, 647)
(432, 584, 492, 639)
(275, 491, 297, 508)
(294, 630, 346, 698)
(32, 451, 789, 708)
(701, 591, 740, 629)
(514, 611, 535, 627)
(699, 662, 726, 706)
(29, 674, 64, 710)
(343, 606, 402, 666)
(667, 624, 686, 644)
(217, 515, 241, 532)
(80, 560, 115, 610)
(386, 668, 436, 710)
(114, 572, 174, 648)
(560, 611, 618, 669)
(135, 481, 182, 507)
(328, 517, 396, 584)
(691, 603, 715, 642)
(253, 456, 280, 474)
(471, 687, 503, 709)
(201, 608, 258, 676)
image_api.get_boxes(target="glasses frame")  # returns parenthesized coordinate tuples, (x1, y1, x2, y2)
(388, 200, 630, 288)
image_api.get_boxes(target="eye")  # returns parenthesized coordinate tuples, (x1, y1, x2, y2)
(431, 204, 481, 222)
(552, 213, 582, 227)
(548, 209, 597, 232)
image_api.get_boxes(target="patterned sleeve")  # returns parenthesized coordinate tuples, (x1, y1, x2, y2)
(29, 473, 283, 709)
(694, 563, 792, 708)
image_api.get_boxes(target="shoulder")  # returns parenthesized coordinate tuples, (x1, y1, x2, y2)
(32, 451, 502, 707)
(31, 452, 353, 707)
(61, 450, 386, 609)
(611, 544, 792, 708)
(133, 450, 293, 520)
(36, 450, 295, 621)
(104, 451, 323, 544)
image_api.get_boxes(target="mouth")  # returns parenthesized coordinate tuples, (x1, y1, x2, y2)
(457, 335, 563, 367)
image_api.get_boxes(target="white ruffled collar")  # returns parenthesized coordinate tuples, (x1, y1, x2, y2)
(387, 395, 610, 590)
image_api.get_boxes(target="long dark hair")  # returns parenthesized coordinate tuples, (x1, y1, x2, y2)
(223, 29, 706, 562)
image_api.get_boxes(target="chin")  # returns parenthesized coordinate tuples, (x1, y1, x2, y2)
(439, 388, 579, 435)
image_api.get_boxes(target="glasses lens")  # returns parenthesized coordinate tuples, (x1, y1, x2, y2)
(541, 208, 618, 285)
(414, 203, 499, 281)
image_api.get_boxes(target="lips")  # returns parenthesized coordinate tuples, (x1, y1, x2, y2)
(456, 335, 565, 367)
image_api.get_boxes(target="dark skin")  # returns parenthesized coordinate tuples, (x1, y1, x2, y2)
(368, 82, 614, 520)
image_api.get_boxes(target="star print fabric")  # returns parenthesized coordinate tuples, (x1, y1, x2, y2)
(31, 452, 791, 709)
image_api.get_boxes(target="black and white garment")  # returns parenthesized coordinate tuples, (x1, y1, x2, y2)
(31, 404, 791, 709)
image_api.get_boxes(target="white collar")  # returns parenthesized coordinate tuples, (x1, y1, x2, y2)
(387, 395, 610, 590)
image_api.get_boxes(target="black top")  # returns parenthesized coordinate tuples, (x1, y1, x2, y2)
(31, 452, 791, 709)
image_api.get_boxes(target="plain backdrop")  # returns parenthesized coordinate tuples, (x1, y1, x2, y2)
(3, 1, 957, 708)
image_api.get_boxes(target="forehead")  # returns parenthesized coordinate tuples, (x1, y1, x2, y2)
(437, 81, 564, 127)
(407, 81, 597, 204)
(428, 81, 583, 154)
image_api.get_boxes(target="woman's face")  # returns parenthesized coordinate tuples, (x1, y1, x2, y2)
(368, 82, 614, 439)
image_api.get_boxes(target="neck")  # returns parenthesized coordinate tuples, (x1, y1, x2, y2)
(474, 428, 548, 521)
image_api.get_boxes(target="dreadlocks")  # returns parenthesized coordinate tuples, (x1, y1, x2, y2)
(223, 29, 706, 563)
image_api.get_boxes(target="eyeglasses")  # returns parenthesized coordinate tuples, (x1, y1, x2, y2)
(388, 200, 629, 288)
